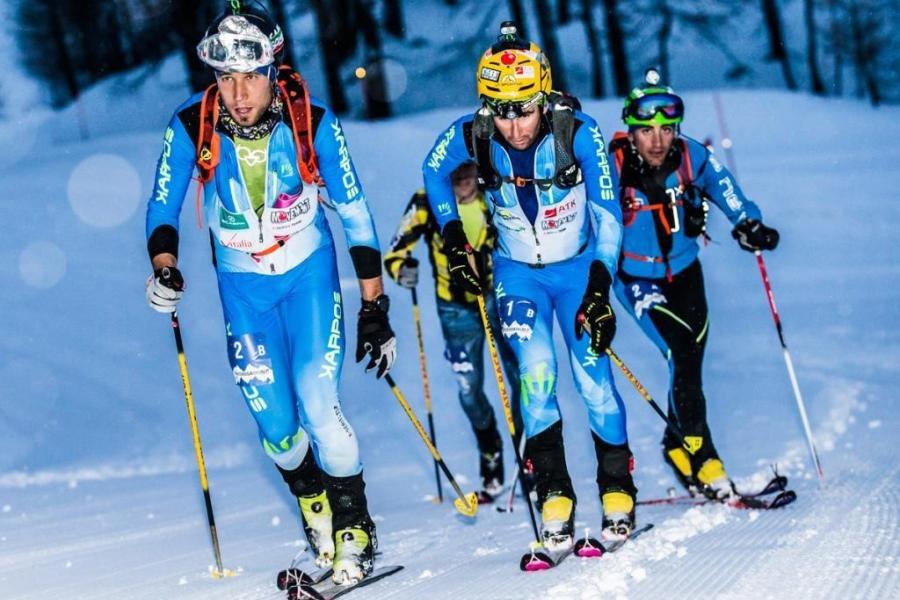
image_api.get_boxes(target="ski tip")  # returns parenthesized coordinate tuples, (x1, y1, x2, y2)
(520, 551, 555, 571)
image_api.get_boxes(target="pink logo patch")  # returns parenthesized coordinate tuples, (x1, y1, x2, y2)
(274, 191, 301, 209)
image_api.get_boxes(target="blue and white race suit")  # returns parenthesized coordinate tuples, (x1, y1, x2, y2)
(422, 111, 629, 444)
(146, 92, 379, 477)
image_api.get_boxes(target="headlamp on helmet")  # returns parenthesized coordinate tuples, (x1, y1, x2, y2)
(622, 68, 684, 127)
(197, 3, 285, 74)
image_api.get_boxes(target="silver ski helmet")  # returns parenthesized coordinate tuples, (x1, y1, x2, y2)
(197, 1, 285, 74)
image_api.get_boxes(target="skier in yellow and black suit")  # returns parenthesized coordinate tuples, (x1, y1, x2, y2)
(385, 162, 522, 500)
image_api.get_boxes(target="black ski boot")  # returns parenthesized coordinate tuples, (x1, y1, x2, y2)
(325, 472, 376, 585)
(474, 416, 504, 499)
(527, 421, 576, 552)
(593, 433, 637, 544)
(278, 449, 335, 567)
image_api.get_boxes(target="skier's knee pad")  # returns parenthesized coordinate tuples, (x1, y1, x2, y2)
(592, 433, 637, 496)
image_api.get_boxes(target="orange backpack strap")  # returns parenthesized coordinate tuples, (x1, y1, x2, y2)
(675, 138, 693, 189)
(196, 84, 221, 184)
(277, 66, 321, 185)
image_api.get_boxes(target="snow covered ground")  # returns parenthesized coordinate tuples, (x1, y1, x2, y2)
(1, 90, 898, 599)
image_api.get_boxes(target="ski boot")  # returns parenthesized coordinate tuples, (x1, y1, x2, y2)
(325, 472, 377, 585)
(298, 491, 334, 567)
(277, 448, 335, 566)
(696, 458, 737, 501)
(475, 419, 504, 500)
(663, 444, 701, 496)
(600, 490, 635, 545)
(332, 522, 376, 585)
(541, 494, 576, 552)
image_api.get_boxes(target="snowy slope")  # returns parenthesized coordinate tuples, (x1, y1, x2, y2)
(1, 91, 899, 599)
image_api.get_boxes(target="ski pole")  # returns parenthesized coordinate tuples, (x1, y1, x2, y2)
(604, 348, 690, 446)
(169, 312, 232, 578)
(497, 431, 528, 513)
(712, 92, 739, 177)
(411, 286, 443, 503)
(754, 252, 824, 481)
(383, 374, 478, 516)
(475, 295, 542, 545)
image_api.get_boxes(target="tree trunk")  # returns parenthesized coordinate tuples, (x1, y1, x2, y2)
(761, 0, 797, 90)
(657, 0, 673, 84)
(49, 0, 80, 106)
(579, 0, 604, 97)
(847, 0, 880, 105)
(310, 0, 349, 114)
(558, 0, 571, 24)
(268, 0, 298, 68)
(507, 0, 529, 39)
(356, 0, 391, 119)
(828, 0, 843, 95)
(384, 0, 405, 38)
(803, 0, 826, 94)
(172, 0, 215, 92)
(534, 0, 567, 92)
(602, 0, 630, 96)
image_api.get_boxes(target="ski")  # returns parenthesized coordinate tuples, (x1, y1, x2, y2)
(519, 523, 655, 571)
(573, 523, 655, 558)
(285, 565, 404, 600)
(640, 488, 797, 510)
(637, 474, 788, 506)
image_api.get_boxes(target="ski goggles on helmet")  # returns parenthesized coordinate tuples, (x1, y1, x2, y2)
(483, 92, 545, 120)
(197, 15, 275, 73)
(623, 93, 684, 125)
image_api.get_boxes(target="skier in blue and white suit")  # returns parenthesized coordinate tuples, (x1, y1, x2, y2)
(422, 22, 638, 548)
(144, 4, 391, 585)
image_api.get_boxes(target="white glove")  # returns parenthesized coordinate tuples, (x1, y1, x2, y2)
(146, 266, 184, 313)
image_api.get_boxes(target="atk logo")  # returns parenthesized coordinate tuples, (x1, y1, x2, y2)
(155, 127, 174, 204)
(319, 292, 343, 379)
(543, 199, 577, 218)
(427, 126, 456, 172)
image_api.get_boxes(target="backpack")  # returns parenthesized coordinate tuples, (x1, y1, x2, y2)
(189, 66, 322, 226)
(467, 91, 582, 191)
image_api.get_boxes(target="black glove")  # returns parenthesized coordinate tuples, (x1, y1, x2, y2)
(442, 220, 483, 295)
(355, 295, 397, 378)
(574, 261, 616, 355)
(396, 257, 419, 289)
(146, 266, 184, 313)
(732, 219, 779, 252)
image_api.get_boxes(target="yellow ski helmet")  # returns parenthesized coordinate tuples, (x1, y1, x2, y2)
(476, 22, 551, 110)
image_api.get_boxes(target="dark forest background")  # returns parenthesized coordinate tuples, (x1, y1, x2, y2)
(13, 0, 899, 120)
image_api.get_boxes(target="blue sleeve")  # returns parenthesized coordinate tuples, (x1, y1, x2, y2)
(422, 115, 473, 231)
(314, 105, 380, 252)
(687, 138, 761, 226)
(144, 109, 198, 239)
(573, 112, 623, 277)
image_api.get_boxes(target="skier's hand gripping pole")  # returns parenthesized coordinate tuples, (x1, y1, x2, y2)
(383, 374, 478, 516)
(169, 312, 235, 578)
(475, 294, 542, 546)
(754, 251, 824, 481)
(410, 285, 443, 503)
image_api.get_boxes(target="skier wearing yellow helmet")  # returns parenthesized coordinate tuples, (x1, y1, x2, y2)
(422, 22, 638, 560)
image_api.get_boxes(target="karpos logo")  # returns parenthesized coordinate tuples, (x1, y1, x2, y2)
(155, 127, 174, 204)
(331, 120, 360, 200)
(319, 292, 343, 380)
(427, 126, 456, 172)
(589, 126, 615, 201)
